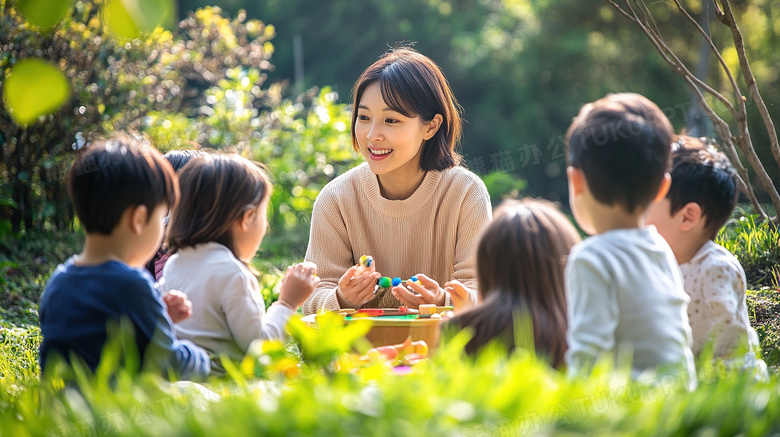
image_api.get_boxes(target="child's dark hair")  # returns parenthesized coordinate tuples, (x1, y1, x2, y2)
(448, 199, 580, 367)
(164, 149, 206, 173)
(566, 93, 674, 213)
(167, 153, 272, 261)
(351, 46, 463, 171)
(667, 136, 740, 240)
(67, 135, 177, 235)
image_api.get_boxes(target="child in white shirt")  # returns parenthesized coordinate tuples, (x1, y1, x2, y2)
(163, 153, 319, 375)
(564, 93, 696, 382)
(645, 137, 767, 377)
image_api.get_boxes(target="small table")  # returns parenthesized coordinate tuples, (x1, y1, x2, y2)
(301, 313, 442, 349)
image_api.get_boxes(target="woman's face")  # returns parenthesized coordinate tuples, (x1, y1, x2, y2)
(354, 82, 435, 177)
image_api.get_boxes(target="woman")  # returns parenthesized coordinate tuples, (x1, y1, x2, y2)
(303, 47, 491, 315)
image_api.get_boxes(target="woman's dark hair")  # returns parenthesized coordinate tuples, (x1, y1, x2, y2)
(350, 46, 463, 171)
(449, 199, 581, 368)
(167, 153, 272, 261)
(164, 149, 206, 173)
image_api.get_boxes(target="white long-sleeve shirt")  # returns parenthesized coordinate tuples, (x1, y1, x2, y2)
(162, 242, 293, 375)
(565, 226, 696, 380)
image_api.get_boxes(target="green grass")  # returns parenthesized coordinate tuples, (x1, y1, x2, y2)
(716, 207, 780, 288)
(1, 319, 780, 436)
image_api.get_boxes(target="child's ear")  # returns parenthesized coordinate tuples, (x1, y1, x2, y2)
(238, 208, 256, 231)
(652, 173, 672, 203)
(423, 114, 443, 140)
(130, 205, 149, 235)
(567, 166, 587, 196)
(679, 202, 703, 232)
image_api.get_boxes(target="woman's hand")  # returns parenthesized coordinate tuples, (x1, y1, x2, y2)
(392, 273, 445, 308)
(278, 262, 320, 310)
(444, 279, 476, 313)
(163, 290, 193, 323)
(336, 265, 381, 308)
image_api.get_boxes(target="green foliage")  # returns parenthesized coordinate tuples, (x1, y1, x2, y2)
(286, 313, 372, 365)
(0, 229, 83, 327)
(716, 212, 780, 288)
(0, 324, 40, 382)
(2, 320, 780, 436)
(251, 88, 361, 253)
(0, 2, 280, 233)
(191, 0, 706, 203)
(482, 170, 528, 206)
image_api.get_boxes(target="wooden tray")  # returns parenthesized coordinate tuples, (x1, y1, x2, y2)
(301, 313, 442, 350)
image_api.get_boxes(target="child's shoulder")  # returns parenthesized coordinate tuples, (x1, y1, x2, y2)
(43, 257, 156, 303)
(168, 243, 253, 281)
(686, 240, 744, 275)
(569, 227, 669, 263)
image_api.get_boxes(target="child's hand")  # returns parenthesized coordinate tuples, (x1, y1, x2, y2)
(278, 262, 320, 310)
(444, 280, 476, 313)
(164, 290, 193, 323)
(393, 273, 445, 308)
(336, 265, 381, 309)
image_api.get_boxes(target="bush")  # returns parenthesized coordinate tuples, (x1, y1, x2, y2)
(0, 2, 281, 233)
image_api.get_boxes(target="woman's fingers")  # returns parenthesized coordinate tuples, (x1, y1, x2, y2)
(392, 285, 421, 308)
(404, 279, 436, 301)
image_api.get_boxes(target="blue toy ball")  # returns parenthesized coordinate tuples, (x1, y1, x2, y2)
(392, 277, 402, 287)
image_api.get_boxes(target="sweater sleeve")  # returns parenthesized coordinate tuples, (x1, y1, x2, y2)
(450, 180, 492, 304)
(220, 272, 294, 352)
(133, 277, 211, 380)
(564, 251, 619, 376)
(303, 187, 353, 315)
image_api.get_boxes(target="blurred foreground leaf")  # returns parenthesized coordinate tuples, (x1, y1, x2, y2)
(16, 0, 72, 30)
(102, 0, 174, 38)
(3, 58, 70, 125)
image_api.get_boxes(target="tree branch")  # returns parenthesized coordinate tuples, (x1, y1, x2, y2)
(719, 0, 780, 176)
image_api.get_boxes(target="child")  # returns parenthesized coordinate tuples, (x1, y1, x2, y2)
(446, 199, 580, 367)
(162, 153, 319, 375)
(303, 47, 491, 315)
(39, 136, 210, 380)
(146, 149, 206, 280)
(645, 136, 767, 374)
(564, 93, 696, 380)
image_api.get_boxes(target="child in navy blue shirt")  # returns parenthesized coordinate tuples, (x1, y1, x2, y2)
(39, 135, 210, 380)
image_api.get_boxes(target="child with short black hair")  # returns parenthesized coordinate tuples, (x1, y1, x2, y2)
(645, 136, 767, 375)
(564, 93, 696, 380)
(445, 199, 580, 367)
(39, 136, 210, 379)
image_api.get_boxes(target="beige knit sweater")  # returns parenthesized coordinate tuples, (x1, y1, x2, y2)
(302, 163, 492, 315)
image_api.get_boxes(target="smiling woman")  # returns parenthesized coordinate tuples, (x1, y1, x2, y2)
(302, 47, 492, 315)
